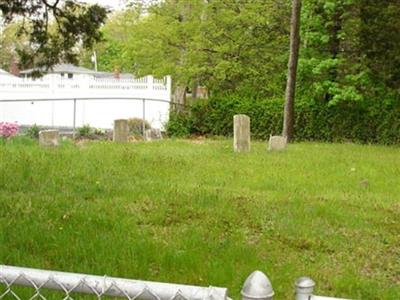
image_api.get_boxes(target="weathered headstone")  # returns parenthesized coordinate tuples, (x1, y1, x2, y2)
(39, 130, 60, 146)
(268, 135, 287, 151)
(145, 128, 163, 141)
(113, 119, 129, 143)
(233, 114, 251, 152)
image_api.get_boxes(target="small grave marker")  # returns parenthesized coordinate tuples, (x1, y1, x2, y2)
(145, 128, 163, 141)
(39, 130, 60, 146)
(233, 114, 251, 152)
(268, 135, 287, 151)
(113, 119, 129, 143)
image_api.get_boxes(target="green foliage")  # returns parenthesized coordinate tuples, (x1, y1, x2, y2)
(1, 1, 107, 69)
(78, 124, 92, 138)
(77, 125, 109, 140)
(78, 0, 400, 108)
(80, 8, 142, 71)
(167, 96, 283, 139)
(165, 112, 191, 138)
(298, 0, 400, 105)
(127, 118, 151, 135)
(0, 22, 30, 70)
(93, 128, 106, 136)
(81, 1, 397, 110)
(167, 95, 400, 144)
(25, 124, 40, 139)
(85, 1, 290, 98)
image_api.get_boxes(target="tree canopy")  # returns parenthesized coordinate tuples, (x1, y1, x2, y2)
(80, 0, 400, 106)
(298, 0, 400, 104)
(82, 0, 291, 104)
(0, 0, 107, 70)
(3, 0, 400, 108)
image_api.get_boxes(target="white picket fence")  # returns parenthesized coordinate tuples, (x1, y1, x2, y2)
(0, 76, 172, 130)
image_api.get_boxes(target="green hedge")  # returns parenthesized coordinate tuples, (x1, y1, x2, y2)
(166, 95, 400, 144)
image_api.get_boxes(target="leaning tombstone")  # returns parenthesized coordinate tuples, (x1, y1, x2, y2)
(268, 135, 287, 151)
(144, 129, 152, 141)
(39, 130, 60, 147)
(145, 128, 163, 141)
(233, 114, 251, 152)
(113, 119, 129, 143)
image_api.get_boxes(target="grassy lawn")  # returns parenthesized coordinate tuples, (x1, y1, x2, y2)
(0, 138, 399, 299)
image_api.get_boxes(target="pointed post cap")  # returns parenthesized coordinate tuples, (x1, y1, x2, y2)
(241, 271, 274, 300)
(295, 277, 315, 295)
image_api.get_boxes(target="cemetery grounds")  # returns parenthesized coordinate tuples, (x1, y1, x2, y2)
(0, 137, 399, 299)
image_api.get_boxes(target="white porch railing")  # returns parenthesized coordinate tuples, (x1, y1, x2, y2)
(0, 265, 353, 300)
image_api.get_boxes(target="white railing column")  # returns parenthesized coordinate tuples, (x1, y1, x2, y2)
(72, 98, 77, 139)
(142, 99, 146, 137)
(148, 75, 154, 91)
(166, 75, 172, 100)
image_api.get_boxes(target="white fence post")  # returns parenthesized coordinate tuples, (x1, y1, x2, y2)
(166, 75, 172, 98)
(241, 271, 274, 300)
(72, 99, 77, 139)
(148, 75, 154, 91)
(295, 277, 351, 300)
(295, 277, 315, 300)
(142, 99, 146, 137)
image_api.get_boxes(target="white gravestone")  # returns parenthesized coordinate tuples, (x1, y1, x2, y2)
(113, 119, 129, 143)
(39, 130, 60, 147)
(268, 135, 287, 151)
(233, 114, 251, 152)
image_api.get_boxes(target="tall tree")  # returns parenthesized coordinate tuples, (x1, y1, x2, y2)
(80, 8, 142, 72)
(297, 0, 400, 106)
(283, 0, 302, 141)
(0, 22, 29, 70)
(95, 0, 290, 100)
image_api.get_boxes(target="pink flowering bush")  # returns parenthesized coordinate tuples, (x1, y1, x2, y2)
(0, 122, 19, 139)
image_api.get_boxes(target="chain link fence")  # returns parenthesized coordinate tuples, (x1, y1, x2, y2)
(0, 265, 352, 300)
(0, 266, 227, 300)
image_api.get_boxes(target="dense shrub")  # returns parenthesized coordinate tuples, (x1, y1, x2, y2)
(127, 118, 151, 135)
(26, 124, 40, 139)
(78, 124, 92, 137)
(166, 112, 191, 137)
(166, 95, 400, 144)
(77, 125, 108, 140)
(0, 122, 19, 139)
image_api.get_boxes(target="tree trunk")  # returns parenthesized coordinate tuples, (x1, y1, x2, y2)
(172, 84, 187, 112)
(191, 84, 198, 100)
(325, 7, 343, 102)
(282, 0, 302, 141)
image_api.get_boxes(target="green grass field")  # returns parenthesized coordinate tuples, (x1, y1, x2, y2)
(0, 138, 399, 299)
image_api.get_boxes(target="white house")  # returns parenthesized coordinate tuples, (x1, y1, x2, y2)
(19, 64, 98, 80)
(0, 64, 172, 130)
(19, 64, 135, 81)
